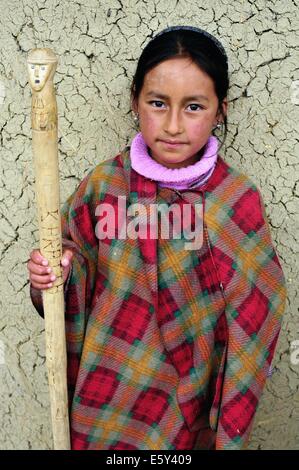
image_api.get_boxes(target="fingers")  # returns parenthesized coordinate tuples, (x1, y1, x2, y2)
(27, 249, 53, 289)
(61, 249, 74, 268)
(30, 272, 56, 290)
(30, 249, 49, 267)
(61, 249, 74, 283)
(27, 248, 74, 290)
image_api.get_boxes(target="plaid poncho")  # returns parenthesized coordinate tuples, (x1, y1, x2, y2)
(31, 148, 286, 450)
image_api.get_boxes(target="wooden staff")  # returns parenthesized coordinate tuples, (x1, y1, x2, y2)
(27, 48, 70, 450)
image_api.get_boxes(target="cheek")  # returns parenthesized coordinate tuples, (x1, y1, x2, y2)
(140, 113, 159, 133)
(187, 121, 210, 139)
(189, 109, 216, 134)
(42, 70, 49, 81)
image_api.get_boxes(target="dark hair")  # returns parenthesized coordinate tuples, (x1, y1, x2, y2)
(131, 26, 229, 149)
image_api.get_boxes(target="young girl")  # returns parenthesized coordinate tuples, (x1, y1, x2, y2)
(28, 26, 287, 450)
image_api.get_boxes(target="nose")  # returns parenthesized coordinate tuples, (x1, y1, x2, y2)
(164, 108, 183, 135)
(34, 66, 39, 77)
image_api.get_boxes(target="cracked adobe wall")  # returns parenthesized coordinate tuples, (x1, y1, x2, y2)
(0, 0, 298, 449)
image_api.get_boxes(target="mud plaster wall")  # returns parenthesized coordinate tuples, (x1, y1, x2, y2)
(0, 0, 298, 450)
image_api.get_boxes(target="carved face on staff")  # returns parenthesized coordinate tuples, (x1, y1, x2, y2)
(28, 63, 52, 92)
(27, 48, 58, 92)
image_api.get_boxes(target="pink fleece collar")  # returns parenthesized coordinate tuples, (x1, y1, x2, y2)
(130, 132, 218, 190)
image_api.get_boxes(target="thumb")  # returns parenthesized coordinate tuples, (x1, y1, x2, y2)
(61, 249, 74, 267)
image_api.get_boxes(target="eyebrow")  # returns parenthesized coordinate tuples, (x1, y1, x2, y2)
(145, 91, 209, 102)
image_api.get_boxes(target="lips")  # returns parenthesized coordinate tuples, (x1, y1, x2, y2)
(160, 139, 186, 148)
(161, 139, 186, 145)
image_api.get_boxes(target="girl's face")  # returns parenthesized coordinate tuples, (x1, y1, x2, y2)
(133, 57, 227, 169)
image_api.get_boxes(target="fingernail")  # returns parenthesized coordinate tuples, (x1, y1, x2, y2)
(50, 275, 56, 281)
(42, 260, 48, 266)
(62, 259, 69, 266)
(46, 267, 52, 273)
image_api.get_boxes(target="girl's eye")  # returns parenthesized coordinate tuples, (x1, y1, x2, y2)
(187, 104, 203, 111)
(150, 100, 165, 108)
(41, 66, 46, 71)
(31, 65, 34, 69)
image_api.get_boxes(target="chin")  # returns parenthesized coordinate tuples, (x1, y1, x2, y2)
(162, 159, 190, 169)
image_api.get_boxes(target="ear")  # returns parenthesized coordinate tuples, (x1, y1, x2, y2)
(217, 97, 228, 121)
(221, 97, 228, 117)
(131, 96, 138, 115)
